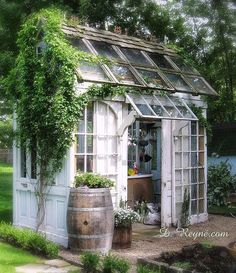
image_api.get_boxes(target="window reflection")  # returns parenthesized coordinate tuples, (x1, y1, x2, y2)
(110, 65, 140, 85)
(148, 53, 174, 70)
(78, 61, 110, 82)
(120, 47, 152, 66)
(186, 76, 216, 95)
(164, 73, 192, 92)
(170, 57, 197, 74)
(136, 68, 170, 89)
(90, 40, 122, 61)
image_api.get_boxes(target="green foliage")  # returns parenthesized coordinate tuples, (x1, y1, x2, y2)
(136, 265, 160, 273)
(189, 103, 212, 137)
(0, 162, 12, 223)
(180, 188, 190, 228)
(102, 254, 130, 273)
(0, 222, 59, 258)
(75, 172, 114, 188)
(0, 119, 13, 149)
(172, 261, 192, 270)
(81, 252, 100, 273)
(208, 161, 236, 206)
(0, 241, 42, 273)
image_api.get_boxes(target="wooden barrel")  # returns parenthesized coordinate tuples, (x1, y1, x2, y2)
(67, 187, 114, 254)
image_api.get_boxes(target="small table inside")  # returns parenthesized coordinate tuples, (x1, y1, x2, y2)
(127, 174, 154, 206)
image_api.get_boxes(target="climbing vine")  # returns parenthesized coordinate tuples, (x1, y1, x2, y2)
(189, 103, 212, 138)
(9, 8, 109, 230)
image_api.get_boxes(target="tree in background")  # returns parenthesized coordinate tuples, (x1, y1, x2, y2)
(0, 0, 235, 131)
(169, 0, 236, 124)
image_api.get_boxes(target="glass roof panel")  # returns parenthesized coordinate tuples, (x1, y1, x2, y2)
(78, 61, 111, 82)
(69, 38, 90, 52)
(164, 72, 193, 92)
(120, 47, 153, 66)
(126, 93, 197, 120)
(136, 68, 171, 89)
(185, 76, 217, 95)
(109, 65, 141, 85)
(126, 94, 155, 116)
(89, 40, 123, 61)
(169, 56, 197, 74)
(148, 53, 174, 70)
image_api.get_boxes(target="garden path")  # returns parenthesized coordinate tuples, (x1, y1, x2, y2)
(15, 259, 80, 273)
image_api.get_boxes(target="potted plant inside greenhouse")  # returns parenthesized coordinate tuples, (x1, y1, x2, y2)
(112, 206, 140, 249)
(67, 172, 114, 253)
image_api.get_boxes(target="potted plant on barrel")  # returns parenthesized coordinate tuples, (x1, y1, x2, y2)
(112, 207, 140, 249)
(67, 172, 114, 254)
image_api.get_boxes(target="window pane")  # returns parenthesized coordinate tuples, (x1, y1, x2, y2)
(191, 168, 197, 183)
(136, 68, 170, 89)
(191, 121, 197, 135)
(199, 199, 204, 213)
(31, 148, 37, 179)
(76, 155, 84, 172)
(169, 57, 197, 74)
(78, 61, 111, 82)
(191, 152, 197, 167)
(77, 111, 85, 133)
(90, 40, 122, 61)
(76, 135, 85, 153)
(199, 152, 204, 166)
(199, 168, 205, 182)
(87, 155, 93, 172)
(191, 184, 197, 199)
(183, 152, 189, 168)
(191, 136, 197, 150)
(87, 135, 93, 153)
(120, 47, 152, 66)
(175, 170, 182, 185)
(183, 170, 189, 184)
(186, 76, 217, 95)
(21, 148, 27, 178)
(69, 38, 90, 52)
(199, 183, 205, 198)
(164, 73, 192, 92)
(109, 65, 140, 85)
(175, 186, 182, 202)
(87, 103, 93, 133)
(191, 200, 197, 215)
(199, 136, 204, 150)
(128, 94, 155, 116)
(148, 53, 174, 69)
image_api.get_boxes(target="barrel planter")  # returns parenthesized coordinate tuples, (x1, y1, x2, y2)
(67, 187, 114, 254)
(112, 225, 132, 249)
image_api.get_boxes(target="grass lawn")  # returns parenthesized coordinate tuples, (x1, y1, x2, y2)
(0, 161, 13, 223)
(0, 242, 42, 273)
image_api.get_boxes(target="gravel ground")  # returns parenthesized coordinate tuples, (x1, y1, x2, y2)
(60, 215, 236, 272)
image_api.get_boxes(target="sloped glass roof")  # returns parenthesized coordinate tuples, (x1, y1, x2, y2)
(69, 37, 217, 96)
(126, 93, 197, 120)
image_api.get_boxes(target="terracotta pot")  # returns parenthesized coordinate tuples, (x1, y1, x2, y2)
(112, 225, 132, 249)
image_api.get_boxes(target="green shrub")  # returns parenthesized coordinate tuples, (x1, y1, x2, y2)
(75, 172, 114, 188)
(102, 254, 130, 273)
(81, 251, 100, 273)
(0, 222, 59, 258)
(137, 265, 160, 273)
(208, 161, 236, 206)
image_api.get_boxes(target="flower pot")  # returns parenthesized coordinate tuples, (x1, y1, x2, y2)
(67, 187, 114, 254)
(112, 226, 132, 249)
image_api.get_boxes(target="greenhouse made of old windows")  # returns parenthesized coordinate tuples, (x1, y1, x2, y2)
(13, 24, 217, 246)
